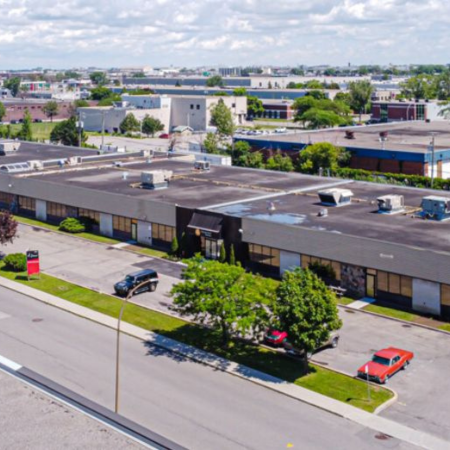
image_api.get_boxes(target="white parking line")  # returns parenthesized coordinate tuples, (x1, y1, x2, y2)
(0, 311, 11, 320)
(0, 354, 22, 371)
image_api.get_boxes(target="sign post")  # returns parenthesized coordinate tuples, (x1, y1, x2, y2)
(26, 250, 40, 280)
(365, 364, 371, 402)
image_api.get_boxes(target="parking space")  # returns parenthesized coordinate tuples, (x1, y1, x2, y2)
(313, 307, 450, 440)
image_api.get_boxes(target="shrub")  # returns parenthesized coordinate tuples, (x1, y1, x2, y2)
(4, 253, 27, 272)
(308, 261, 336, 281)
(59, 217, 85, 234)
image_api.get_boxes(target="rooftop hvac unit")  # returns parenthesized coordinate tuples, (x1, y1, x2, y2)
(141, 170, 173, 190)
(377, 195, 404, 214)
(28, 160, 44, 170)
(420, 196, 450, 221)
(0, 142, 20, 155)
(318, 188, 354, 207)
(194, 160, 210, 171)
(67, 156, 80, 166)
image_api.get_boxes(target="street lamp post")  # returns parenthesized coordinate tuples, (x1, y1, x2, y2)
(114, 280, 150, 414)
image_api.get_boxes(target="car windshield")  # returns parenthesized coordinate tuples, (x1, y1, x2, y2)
(372, 355, 391, 366)
(268, 332, 281, 338)
(125, 276, 135, 283)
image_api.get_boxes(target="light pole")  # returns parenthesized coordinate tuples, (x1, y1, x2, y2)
(114, 280, 150, 414)
(429, 133, 437, 188)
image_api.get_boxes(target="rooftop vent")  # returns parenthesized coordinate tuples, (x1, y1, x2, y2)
(377, 195, 404, 214)
(379, 131, 388, 140)
(317, 208, 328, 217)
(318, 188, 354, 207)
(345, 130, 355, 139)
(28, 160, 44, 171)
(194, 160, 210, 172)
(420, 196, 450, 221)
(0, 142, 20, 155)
(141, 170, 173, 190)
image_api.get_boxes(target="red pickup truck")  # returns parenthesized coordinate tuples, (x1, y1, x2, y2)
(357, 347, 414, 384)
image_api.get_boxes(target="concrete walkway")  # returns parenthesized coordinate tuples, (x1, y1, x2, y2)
(0, 277, 448, 450)
(347, 297, 376, 310)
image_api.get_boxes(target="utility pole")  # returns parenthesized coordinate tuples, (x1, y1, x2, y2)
(77, 111, 83, 147)
(101, 109, 105, 147)
(430, 134, 436, 188)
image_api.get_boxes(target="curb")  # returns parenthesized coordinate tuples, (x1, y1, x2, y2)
(338, 304, 450, 337)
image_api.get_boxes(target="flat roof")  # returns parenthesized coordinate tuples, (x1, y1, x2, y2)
(240, 122, 450, 153)
(213, 180, 450, 253)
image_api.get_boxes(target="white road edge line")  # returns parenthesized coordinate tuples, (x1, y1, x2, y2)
(0, 354, 22, 371)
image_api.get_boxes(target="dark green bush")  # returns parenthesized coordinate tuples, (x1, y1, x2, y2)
(308, 261, 336, 281)
(3, 253, 27, 272)
(59, 217, 85, 234)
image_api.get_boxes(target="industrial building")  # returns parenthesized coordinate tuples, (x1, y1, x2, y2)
(236, 122, 450, 177)
(1, 139, 450, 319)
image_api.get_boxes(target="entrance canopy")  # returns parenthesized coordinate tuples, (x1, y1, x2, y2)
(188, 212, 223, 239)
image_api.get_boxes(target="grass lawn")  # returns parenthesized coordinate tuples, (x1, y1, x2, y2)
(439, 324, 450, 332)
(337, 296, 355, 306)
(0, 264, 392, 412)
(363, 304, 420, 322)
(10, 122, 57, 141)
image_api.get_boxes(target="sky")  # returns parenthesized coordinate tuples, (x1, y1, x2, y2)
(0, 0, 449, 69)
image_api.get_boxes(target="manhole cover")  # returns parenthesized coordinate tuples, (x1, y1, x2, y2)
(375, 433, 391, 441)
(402, 324, 412, 328)
(32, 318, 43, 323)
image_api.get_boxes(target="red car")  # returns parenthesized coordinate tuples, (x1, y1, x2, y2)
(357, 347, 414, 384)
(159, 133, 171, 139)
(264, 329, 288, 347)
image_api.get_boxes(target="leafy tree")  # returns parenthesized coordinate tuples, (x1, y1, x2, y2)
(206, 75, 224, 87)
(17, 109, 33, 141)
(334, 92, 352, 108)
(275, 268, 342, 357)
(305, 80, 324, 90)
(132, 72, 145, 78)
(348, 80, 374, 122)
(97, 94, 121, 106)
(42, 101, 59, 122)
(247, 96, 264, 117)
(74, 99, 90, 108)
(141, 115, 164, 137)
(287, 82, 303, 89)
(297, 142, 349, 174)
(3, 77, 21, 97)
(119, 113, 140, 134)
(308, 261, 336, 282)
(0, 102, 5, 121)
(210, 99, 234, 137)
(219, 242, 226, 263)
(400, 74, 436, 100)
(203, 132, 221, 154)
(89, 71, 108, 86)
(300, 108, 345, 129)
(229, 245, 236, 266)
(267, 81, 273, 89)
(290, 68, 304, 76)
(50, 116, 86, 146)
(213, 92, 229, 96)
(0, 210, 18, 246)
(240, 151, 264, 169)
(232, 88, 247, 96)
(65, 70, 80, 79)
(171, 257, 274, 345)
(266, 151, 294, 172)
(434, 71, 450, 100)
(90, 86, 113, 101)
(171, 236, 179, 256)
(231, 140, 251, 164)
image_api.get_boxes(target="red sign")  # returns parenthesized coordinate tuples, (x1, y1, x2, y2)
(26, 250, 40, 277)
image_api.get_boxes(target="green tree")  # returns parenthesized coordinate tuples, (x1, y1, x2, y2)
(400, 74, 436, 100)
(266, 151, 294, 172)
(210, 99, 234, 137)
(334, 92, 352, 109)
(232, 88, 247, 96)
(0, 102, 5, 121)
(219, 242, 226, 263)
(89, 71, 108, 86)
(50, 116, 86, 146)
(213, 92, 229, 96)
(203, 132, 221, 154)
(305, 80, 324, 90)
(206, 75, 224, 87)
(348, 80, 374, 122)
(141, 115, 164, 137)
(42, 101, 59, 122)
(3, 77, 21, 97)
(119, 113, 140, 134)
(17, 109, 33, 141)
(275, 268, 342, 358)
(434, 71, 450, 100)
(300, 108, 345, 129)
(90, 86, 113, 101)
(247, 96, 264, 117)
(0, 210, 18, 246)
(65, 71, 80, 79)
(97, 94, 121, 106)
(171, 256, 274, 345)
(74, 99, 90, 108)
(231, 140, 251, 164)
(297, 142, 349, 174)
(229, 245, 236, 265)
(241, 151, 264, 169)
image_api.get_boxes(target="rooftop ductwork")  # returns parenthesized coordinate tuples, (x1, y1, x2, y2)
(318, 188, 354, 207)
(194, 160, 210, 171)
(377, 195, 405, 214)
(345, 130, 355, 139)
(141, 170, 173, 190)
(420, 196, 450, 221)
(0, 142, 20, 155)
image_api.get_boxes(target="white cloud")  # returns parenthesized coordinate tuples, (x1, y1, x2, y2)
(0, 0, 448, 68)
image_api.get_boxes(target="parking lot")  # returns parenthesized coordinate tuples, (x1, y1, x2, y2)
(8, 224, 450, 440)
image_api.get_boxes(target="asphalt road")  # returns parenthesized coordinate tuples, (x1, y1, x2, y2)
(8, 224, 450, 441)
(0, 288, 412, 450)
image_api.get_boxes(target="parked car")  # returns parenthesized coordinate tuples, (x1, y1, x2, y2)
(274, 127, 287, 134)
(263, 329, 288, 347)
(282, 330, 340, 358)
(33, 118, 43, 123)
(159, 133, 171, 139)
(114, 269, 159, 297)
(357, 347, 414, 384)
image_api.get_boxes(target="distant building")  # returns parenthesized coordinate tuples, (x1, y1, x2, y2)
(219, 67, 242, 77)
(1, 99, 73, 123)
(371, 101, 447, 123)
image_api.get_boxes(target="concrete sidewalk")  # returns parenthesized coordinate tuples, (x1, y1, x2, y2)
(0, 276, 448, 450)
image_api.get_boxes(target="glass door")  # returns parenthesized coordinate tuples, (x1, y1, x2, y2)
(366, 274, 376, 298)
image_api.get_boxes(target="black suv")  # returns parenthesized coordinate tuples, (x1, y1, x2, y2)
(114, 269, 159, 297)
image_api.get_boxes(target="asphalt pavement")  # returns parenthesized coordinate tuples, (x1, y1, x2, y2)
(0, 288, 413, 450)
